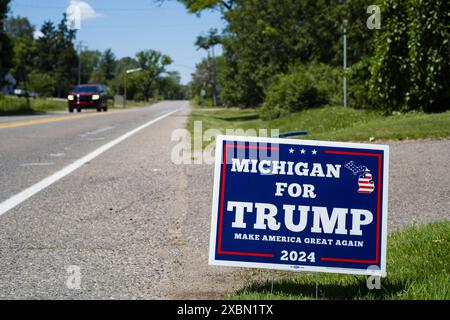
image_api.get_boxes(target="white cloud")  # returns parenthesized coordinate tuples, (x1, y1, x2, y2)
(66, 1, 102, 29)
(33, 30, 44, 40)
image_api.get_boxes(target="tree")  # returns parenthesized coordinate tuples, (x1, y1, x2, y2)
(0, 0, 14, 85)
(134, 50, 172, 100)
(171, 0, 375, 108)
(87, 49, 117, 85)
(369, 0, 450, 113)
(155, 71, 187, 100)
(28, 72, 55, 97)
(114, 56, 139, 96)
(195, 28, 221, 106)
(34, 14, 78, 97)
(5, 16, 34, 39)
(80, 49, 102, 83)
(157, 0, 235, 14)
(100, 48, 116, 81)
(5, 16, 36, 88)
(53, 14, 78, 96)
(35, 21, 57, 74)
(406, 0, 449, 112)
(220, 0, 305, 106)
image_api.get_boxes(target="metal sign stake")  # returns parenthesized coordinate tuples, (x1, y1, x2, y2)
(314, 273, 319, 299)
(270, 270, 275, 294)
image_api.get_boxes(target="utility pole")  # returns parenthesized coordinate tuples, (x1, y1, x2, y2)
(343, 19, 348, 108)
(210, 46, 218, 107)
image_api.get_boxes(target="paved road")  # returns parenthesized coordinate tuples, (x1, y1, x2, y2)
(0, 102, 448, 299)
(0, 101, 205, 299)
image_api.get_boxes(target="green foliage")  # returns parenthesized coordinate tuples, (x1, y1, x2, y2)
(113, 56, 139, 95)
(155, 71, 188, 100)
(209, 0, 375, 108)
(176, 0, 235, 13)
(6, 16, 35, 83)
(134, 49, 173, 100)
(261, 64, 341, 119)
(31, 14, 78, 97)
(0, 0, 14, 82)
(221, 0, 304, 107)
(191, 56, 223, 106)
(4, 14, 78, 97)
(369, 0, 450, 113)
(100, 48, 116, 82)
(348, 57, 374, 109)
(189, 104, 450, 147)
(0, 32, 14, 82)
(0, 95, 66, 115)
(80, 50, 102, 84)
(28, 72, 55, 97)
(406, 0, 450, 113)
(195, 28, 221, 106)
(3, 12, 180, 102)
(195, 28, 221, 50)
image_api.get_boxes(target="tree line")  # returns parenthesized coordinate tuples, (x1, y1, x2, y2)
(0, 2, 188, 100)
(184, 0, 449, 116)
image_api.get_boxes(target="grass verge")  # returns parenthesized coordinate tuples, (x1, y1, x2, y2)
(0, 96, 67, 115)
(227, 221, 450, 300)
(188, 105, 450, 147)
(0, 96, 158, 116)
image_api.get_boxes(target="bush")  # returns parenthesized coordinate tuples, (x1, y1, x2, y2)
(348, 57, 374, 109)
(369, 0, 450, 113)
(0, 95, 66, 115)
(132, 91, 146, 101)
(261, 63, 341, 119)
(28, 72, 56, 97)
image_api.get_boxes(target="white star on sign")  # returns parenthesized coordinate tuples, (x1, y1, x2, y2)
(300, 149, 306, 154)
(312, 149, 318, 155)
(289, 148, 294, 154)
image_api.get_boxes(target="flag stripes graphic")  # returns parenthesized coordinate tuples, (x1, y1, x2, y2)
(358, 172, 375, 194)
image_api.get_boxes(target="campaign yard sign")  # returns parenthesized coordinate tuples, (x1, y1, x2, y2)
(209, 135, 389, 276)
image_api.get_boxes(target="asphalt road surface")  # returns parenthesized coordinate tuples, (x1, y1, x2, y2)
(0, 102, 448, 299)
(0, 101, 209, 299)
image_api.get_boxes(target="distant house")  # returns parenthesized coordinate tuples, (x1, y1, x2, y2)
(1, 73, 17, 95)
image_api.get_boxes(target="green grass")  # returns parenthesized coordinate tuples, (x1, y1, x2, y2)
(228, 221, 450, 300)
(0, 96, 67, 115)
(188, 105, 450, 148)
(0, 96, 158, 116)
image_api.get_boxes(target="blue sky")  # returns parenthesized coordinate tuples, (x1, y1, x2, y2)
(8, 0, 226, 84)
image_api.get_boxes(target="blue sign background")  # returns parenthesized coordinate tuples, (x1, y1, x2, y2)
(209, 136, 389, 276)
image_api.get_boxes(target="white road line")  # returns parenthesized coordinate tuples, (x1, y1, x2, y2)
(79, 125, 114, 137)
(0, 107, 184, 217)
(20, 162, 56, 167)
